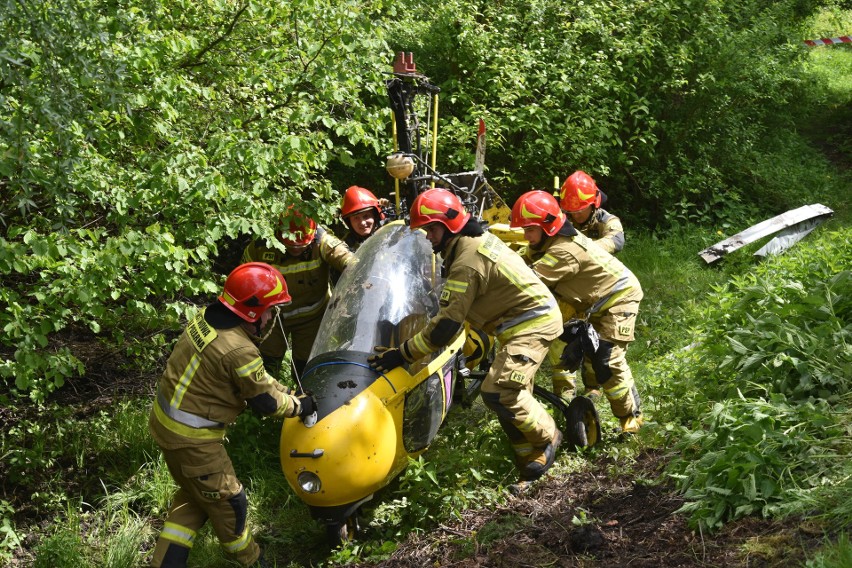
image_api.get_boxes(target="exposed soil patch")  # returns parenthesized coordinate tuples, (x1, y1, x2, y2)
(363, 451, 820, 567)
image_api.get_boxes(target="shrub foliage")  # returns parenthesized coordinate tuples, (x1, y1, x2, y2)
(1, 0, 392, 400)
(653, 227, 852, 531)
(387, 0, 834, 221)
(0, 0, 840, 399)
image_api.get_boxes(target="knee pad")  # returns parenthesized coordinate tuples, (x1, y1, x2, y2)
(228, 488, 248, 535)
(160, 543, 190, 568)
(480, 391, 515, 422)
(590, 340, 614, 384)
(463, 326, 491, 370)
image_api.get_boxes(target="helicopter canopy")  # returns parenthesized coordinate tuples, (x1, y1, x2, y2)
(310, 222, 442, 359)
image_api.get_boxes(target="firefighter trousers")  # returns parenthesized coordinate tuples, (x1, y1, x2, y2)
(580, 337, 641, 421)
(150, 443, 260, 567)
(480, 333, 559, 467)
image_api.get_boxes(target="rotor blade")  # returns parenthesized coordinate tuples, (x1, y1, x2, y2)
(474, 118, 486, 175)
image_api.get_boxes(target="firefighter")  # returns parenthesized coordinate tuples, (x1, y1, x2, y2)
(242, 207, 353, 379)
(149, 262, 315, 568)
(368, 188, 564, 486)
(339, 185, 389, 250)
(559, 170, 624, 255)
(551, 171, 625, 399)
(511, 190, 643, 435)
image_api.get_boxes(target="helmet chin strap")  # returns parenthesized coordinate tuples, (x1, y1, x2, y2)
(255, 308, 280, 343)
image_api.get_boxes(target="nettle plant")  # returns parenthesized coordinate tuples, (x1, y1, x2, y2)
(707, 233, 851, 401)
(660, 227, 851, 530)
(669, 394, 846, 531)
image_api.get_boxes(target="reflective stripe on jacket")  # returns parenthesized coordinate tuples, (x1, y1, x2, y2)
(241, 226, 353, 321)
(525, 232, 642, 318)
(573, 208, 624, 254)
(150, 308, 298, 448)
(405, 232, 561, 361)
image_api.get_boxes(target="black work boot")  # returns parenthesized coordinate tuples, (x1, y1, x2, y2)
(508, 479, 534, 496)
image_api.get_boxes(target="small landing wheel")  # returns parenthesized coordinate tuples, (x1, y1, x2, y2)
(326, 515, 360, 547)
(566, 395, 601, 449)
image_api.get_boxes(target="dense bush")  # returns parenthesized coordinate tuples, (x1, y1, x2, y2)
(386, 0, 836, 219)
(652, 226, 852, 530)
(0, 0, 843, 398)
(1, 0, 392, 400)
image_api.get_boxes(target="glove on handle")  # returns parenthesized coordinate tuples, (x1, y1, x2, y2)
(368, 345, 405, 373)
(297, 394, 316, 418)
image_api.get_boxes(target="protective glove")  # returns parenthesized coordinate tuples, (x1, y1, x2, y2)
(559, 319, 586, 344)
(296, 394, 316, 418)
(368, 346, 405, 373)
(558, 320, 599, 372)
(559, 339, 585, 372)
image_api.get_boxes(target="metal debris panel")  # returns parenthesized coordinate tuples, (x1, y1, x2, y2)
(698, 203, 834, 264)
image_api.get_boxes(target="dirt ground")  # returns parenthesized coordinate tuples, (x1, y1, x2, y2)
(362, 450, 821, 568)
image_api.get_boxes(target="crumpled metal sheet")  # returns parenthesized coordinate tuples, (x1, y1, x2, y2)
(698, 203, 834, 264)
(753, 216, 828, 258)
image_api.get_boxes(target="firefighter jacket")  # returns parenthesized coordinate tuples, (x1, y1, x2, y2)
(401, 231, 562, 362)
(523, 229, 643, 318)
(343, 231, 366, 251)
(241, 226, 353, 323)
(572, 207, 624, 254)
(149, 306, 300, 449)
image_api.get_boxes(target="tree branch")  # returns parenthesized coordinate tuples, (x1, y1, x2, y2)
(178, 2, 249, 69)
(241, 25, 341, 127)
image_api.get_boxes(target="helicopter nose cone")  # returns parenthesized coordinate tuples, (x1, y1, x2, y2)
(281, 389, 398, 507)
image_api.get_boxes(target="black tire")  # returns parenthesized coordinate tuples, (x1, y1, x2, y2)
(326, 515, 360, 547)
(565, 396, 601, 449)
(532, 385, 571, 417)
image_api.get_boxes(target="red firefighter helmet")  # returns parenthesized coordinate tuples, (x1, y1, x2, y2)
(341, 186, 385, 220)
(409, 189, 470, 233)
(559, 170, 601, 212)
(218, 262, 291, 322)
(510, 190, 566, 236)
(278, 207, 317, 247)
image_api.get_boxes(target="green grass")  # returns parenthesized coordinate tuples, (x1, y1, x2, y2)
(5, 223, 846, 567)
(653, 224, 851, 531)
(94, 505, 152, 568)
(5, 222, 847, 566)
(33, 529, 87, 568)
(620, 227, 730, 360)
(807, 533, 852, 568)
(806, 9, 852, 97)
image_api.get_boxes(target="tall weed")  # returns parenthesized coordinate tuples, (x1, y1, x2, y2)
(653, 226, 851, 530)
(0, 500, 21, 564)
(668, 395, 847, 530)
(806, 533, 852, 568)
(32, 506, 89, 568)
